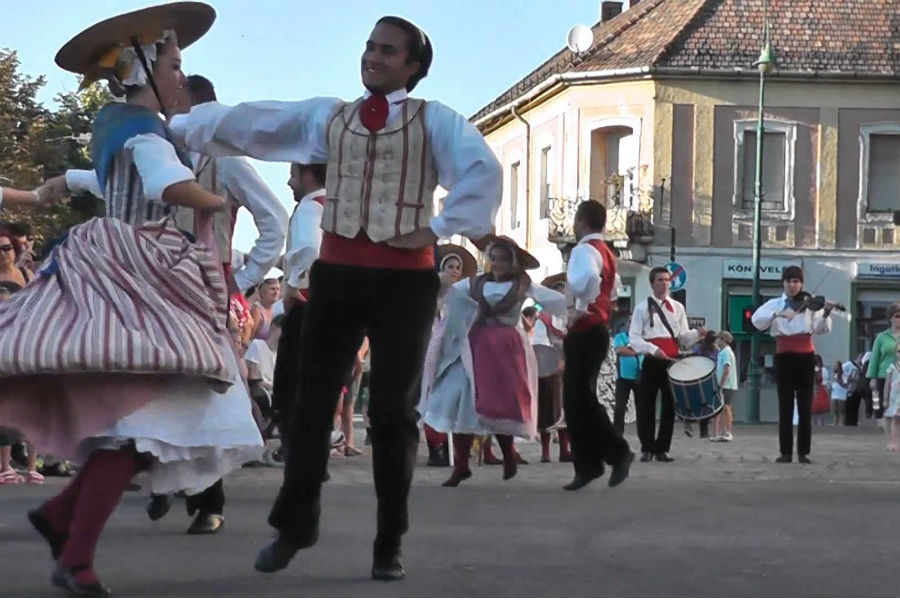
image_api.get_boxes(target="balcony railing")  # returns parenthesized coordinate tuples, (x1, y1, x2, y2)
(547, 182, 656, 252)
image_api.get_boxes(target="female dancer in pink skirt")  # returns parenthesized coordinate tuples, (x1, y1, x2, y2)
(0, 4, 261, 595)
(424, 235, 565, 486)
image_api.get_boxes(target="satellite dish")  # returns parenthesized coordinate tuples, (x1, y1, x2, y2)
(566, 24, 593, 55)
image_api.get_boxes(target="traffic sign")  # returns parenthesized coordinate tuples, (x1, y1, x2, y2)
(666, 261, 687, 292)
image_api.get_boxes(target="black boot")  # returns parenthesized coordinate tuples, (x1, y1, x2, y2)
(146, 494, 172, 521)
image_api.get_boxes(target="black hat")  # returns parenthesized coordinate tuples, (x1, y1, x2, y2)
(781, 265, 804, 282)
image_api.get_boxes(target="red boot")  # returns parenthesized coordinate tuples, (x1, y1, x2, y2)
(558, 429, 573, 463)
(442, 434, 473, 487)
(482, 436, 503, 465)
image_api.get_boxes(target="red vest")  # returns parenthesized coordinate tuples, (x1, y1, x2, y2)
(571, 238, 617, 332)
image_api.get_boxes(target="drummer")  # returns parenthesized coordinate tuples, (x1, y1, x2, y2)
(628, 267, 705, 463)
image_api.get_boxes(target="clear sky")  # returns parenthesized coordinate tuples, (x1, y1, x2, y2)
(6, 0, 598, 261)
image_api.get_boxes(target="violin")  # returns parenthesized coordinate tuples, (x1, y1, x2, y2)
(785, 291, 847, 313)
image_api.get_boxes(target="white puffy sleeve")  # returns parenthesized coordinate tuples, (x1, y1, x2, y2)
(123, 134, 195, 201)
(424, 101, 502, 240)
(169, 98, 342, 164)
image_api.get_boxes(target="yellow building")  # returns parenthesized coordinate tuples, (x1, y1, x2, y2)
(467, 0, 899, 398)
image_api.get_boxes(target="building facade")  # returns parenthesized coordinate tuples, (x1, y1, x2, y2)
(465, 0, 899, 402)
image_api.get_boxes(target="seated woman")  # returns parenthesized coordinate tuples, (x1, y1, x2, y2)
(424, 235, 565, 487)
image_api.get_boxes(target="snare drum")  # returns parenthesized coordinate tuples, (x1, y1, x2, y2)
(667, 355, 723, 422)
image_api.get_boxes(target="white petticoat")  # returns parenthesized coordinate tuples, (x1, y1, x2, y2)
(81, 337, 263, 495)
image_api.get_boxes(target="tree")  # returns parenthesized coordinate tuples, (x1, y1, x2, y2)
(0, 48, 110, 248)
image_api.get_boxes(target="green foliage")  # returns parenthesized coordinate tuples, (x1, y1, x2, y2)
(0, 48, 111, 248)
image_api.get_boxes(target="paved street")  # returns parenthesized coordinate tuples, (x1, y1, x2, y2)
(2, 423, 898, 597)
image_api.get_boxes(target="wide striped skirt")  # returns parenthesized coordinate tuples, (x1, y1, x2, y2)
(0, 217, 262, 494)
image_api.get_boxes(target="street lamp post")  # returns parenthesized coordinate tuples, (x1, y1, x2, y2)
(746, 27, 776, 424)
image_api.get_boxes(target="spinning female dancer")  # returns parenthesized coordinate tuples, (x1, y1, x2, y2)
(0, 3, 261, 595)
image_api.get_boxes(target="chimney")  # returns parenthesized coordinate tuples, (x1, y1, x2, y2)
(600, 1, 624, 22)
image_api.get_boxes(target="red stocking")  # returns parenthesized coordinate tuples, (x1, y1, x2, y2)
(60, 448, 143, 585)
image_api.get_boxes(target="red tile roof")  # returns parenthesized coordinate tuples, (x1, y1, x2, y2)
(472, 0, 900, 124)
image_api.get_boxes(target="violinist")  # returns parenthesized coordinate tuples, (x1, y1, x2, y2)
(751, 265, 834, 464)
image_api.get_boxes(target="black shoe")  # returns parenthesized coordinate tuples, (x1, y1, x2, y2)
(640, 452, 653, 462)
(426, 445, 449, 467)
(654, 452, 675, 463)
(146, 494, 172, 521)
(186, 512, 224, 534)
(28, 509, 67, 560)
(798, 455, 812, 464)
(322, 469, 331, 482)
(775, 455, 792, 463)
(51, 563, 111, 598)
(608, 451, 635, 488)
(372, 553, 405, 581)
(255, 536, 303, 573)
(562, 466, 605, 491)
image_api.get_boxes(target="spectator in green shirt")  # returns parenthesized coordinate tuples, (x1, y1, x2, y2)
(868, 302, 900, 423)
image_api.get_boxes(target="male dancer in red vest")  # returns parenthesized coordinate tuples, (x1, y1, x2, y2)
(171, 17, 501, 580)
(561, 201, 634, 491)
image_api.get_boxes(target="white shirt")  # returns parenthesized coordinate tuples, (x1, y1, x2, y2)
(169, 89, 502, 241)
(244, 339, 276, 389)
(452, 278, 567, 319)
(207, 156, 288, 293)
(284, 188, 325, 288)
(532, 315, 566, 347)
(628, 295, 700, 357)
(65, 134, 194, 202)
(66, 153, 288, 293)
(751, 294, 832, 337)
(565, 233, 619, 313)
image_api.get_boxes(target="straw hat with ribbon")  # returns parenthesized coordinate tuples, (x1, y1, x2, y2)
(55, 2, 215, 98)
(436, 243, 477, 279)
(481, 234, 540, 271)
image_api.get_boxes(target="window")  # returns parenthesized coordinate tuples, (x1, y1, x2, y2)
(741, 131, 786, 211)
(539, 146, 551, 219)
(733, 120, 796, 220)
(866, 133, 900, 213)
(509, 161, 520, 230)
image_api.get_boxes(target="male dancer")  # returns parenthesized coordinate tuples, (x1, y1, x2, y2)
(274, 162, 326, 429)
(752, 266, 833, 463)
(561, 201, 634, 490)
(629, 267, 704, 462)
(171, 16, 501, 580)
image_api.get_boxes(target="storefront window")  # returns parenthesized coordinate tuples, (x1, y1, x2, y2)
(854, 287, 897, 356)
(725, 285, 782, 386)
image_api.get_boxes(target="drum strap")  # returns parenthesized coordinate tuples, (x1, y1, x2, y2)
(647, 297, 677, 341)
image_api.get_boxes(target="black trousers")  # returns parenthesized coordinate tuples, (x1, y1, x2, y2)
(187, 478, 225, 515)
(774, 352, 814, 457)
(269, 262, 438, 554)
(272, 301, 306, 427)
(845, 386, 878, 425)
(613, 376, 638, 436)
(636, 356, 676, 454)
(563, 324, 630, 475)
